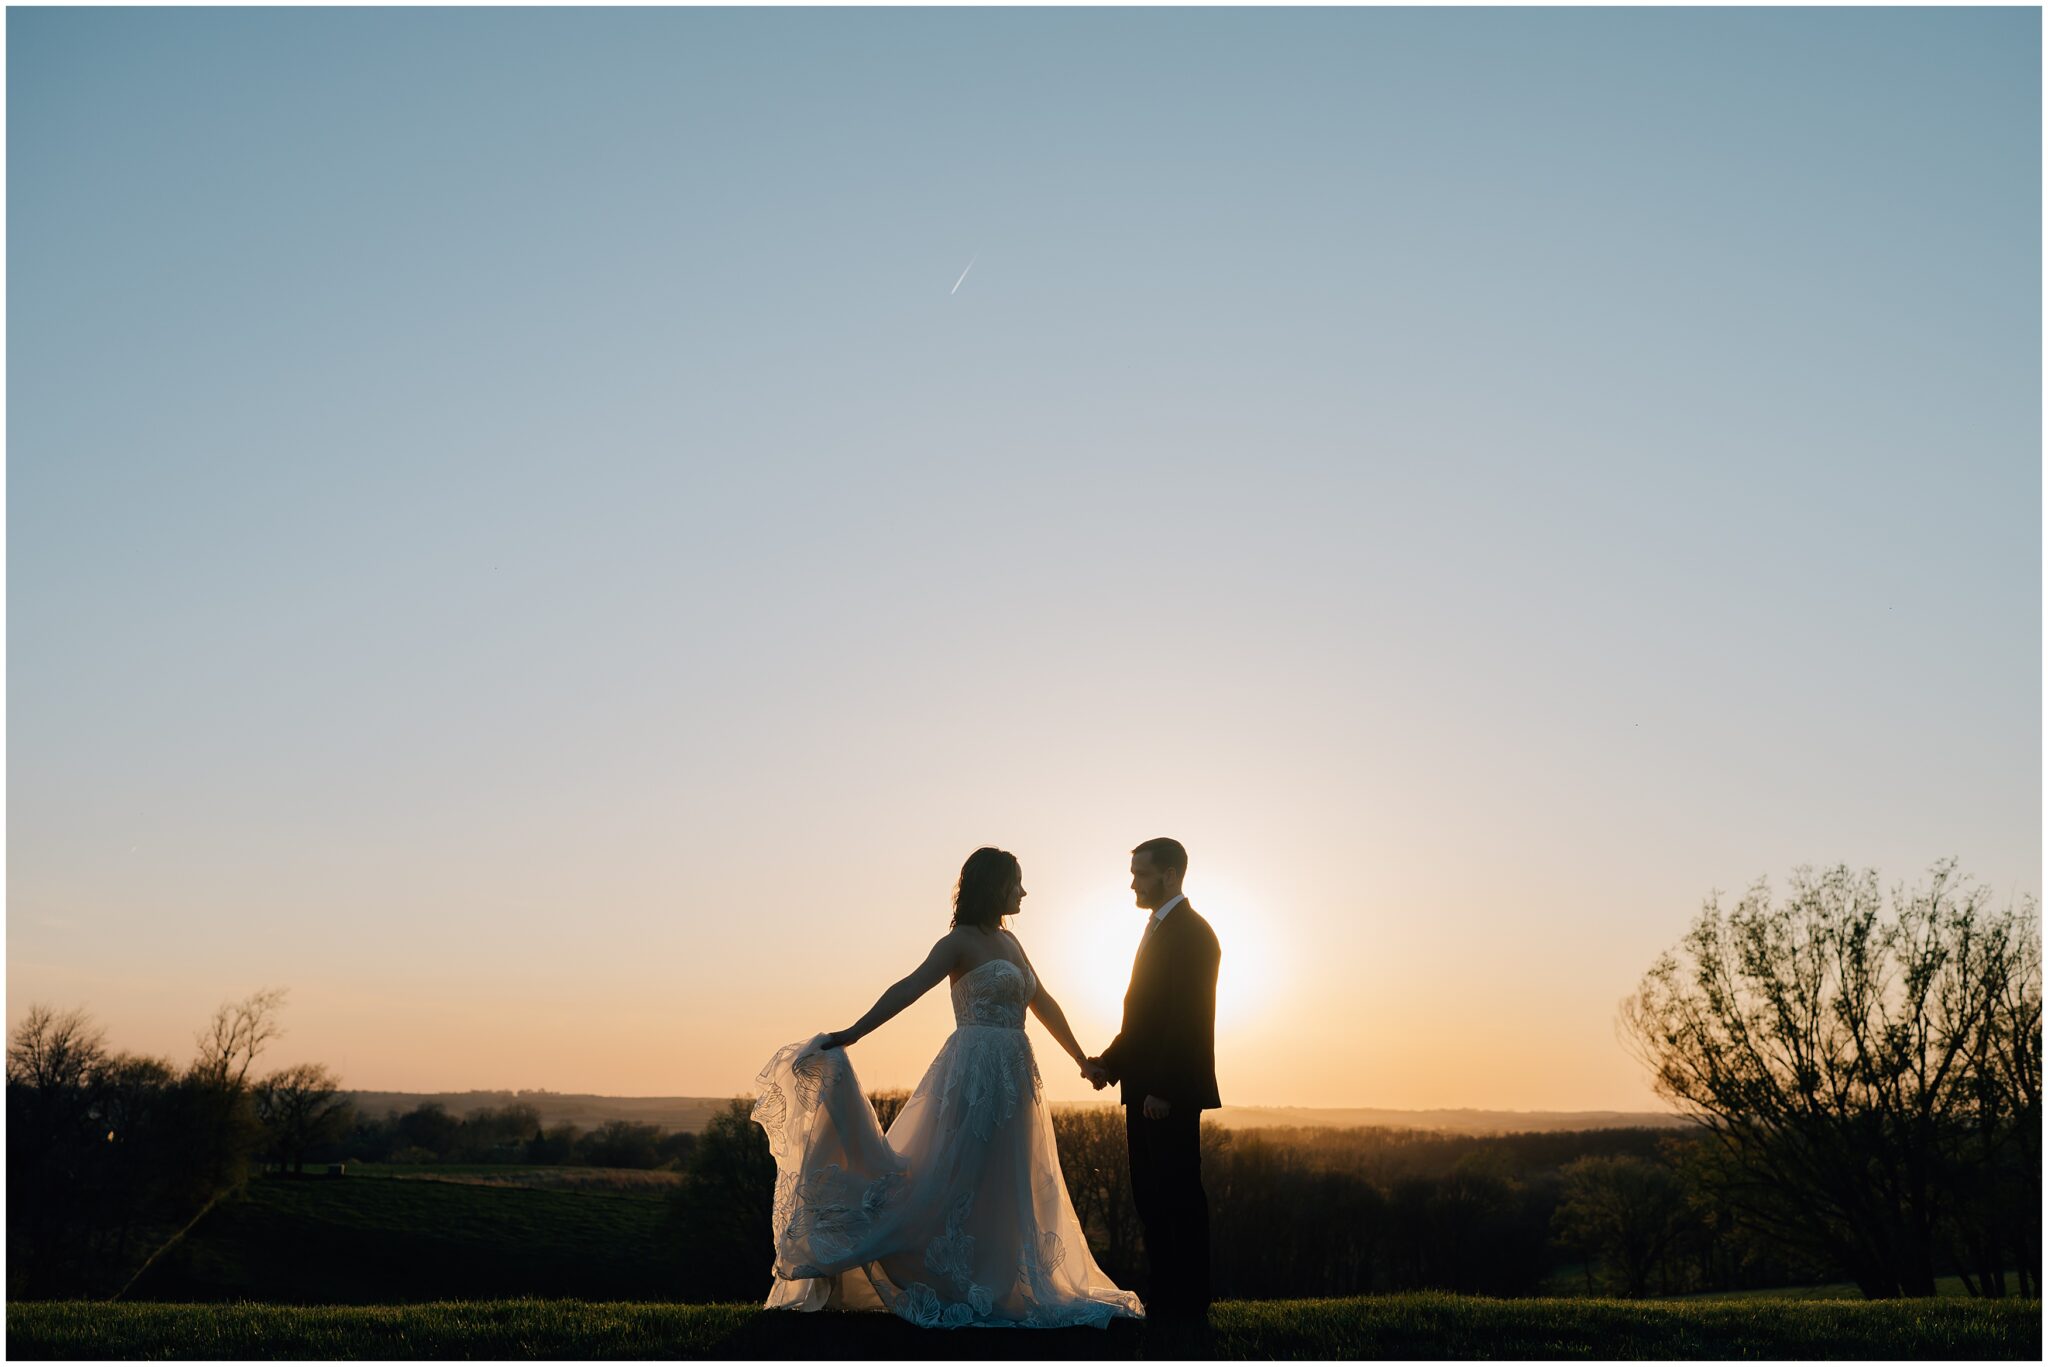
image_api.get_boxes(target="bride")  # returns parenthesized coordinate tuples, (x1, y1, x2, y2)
(751, 847, 1144, 1329)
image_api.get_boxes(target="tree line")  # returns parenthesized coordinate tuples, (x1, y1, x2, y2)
(6, 992, 715, 1298)
(334, 1103, 696, 1170)
(8, 990, 302, 1297)
(664, 1095, 1824, 1302)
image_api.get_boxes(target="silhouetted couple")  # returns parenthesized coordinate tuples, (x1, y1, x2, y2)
(750, 838, 1221, 1330)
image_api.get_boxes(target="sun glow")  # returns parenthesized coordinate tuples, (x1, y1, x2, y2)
(1191, 875, 1278, 1030)
(1075, 873, 1278, 1033)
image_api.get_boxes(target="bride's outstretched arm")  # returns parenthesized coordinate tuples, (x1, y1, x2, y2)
(1026, 988, 1092, 1070)
(1005, 933, 1091, 1069)
(830, 936, 958, 1048)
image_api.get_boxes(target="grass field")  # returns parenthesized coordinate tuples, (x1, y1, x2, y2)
(125, 1173, 677, 1303)
(343, 1163, 685, 1196)
(1536, 1265, 2013, 1302)
(8, 1294, 2039, 1359)
(1671, 1274, 2012, 1302)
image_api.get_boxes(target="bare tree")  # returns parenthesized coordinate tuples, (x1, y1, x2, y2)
(7, 1001, 291, 1297)
(253, 1062, 352, 1174)
(192, 988, 288, 1091)
(1622, 860, 2040, 1299)
(7, 1004, 108, 1092)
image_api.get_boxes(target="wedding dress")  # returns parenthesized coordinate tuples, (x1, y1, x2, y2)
(751, 957, 1144, 1328)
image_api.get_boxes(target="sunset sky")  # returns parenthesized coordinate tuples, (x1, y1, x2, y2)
(8, 7, 2039, 1112)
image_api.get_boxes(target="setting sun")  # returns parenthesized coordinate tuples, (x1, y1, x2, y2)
(1073, 873, 1278, 1032)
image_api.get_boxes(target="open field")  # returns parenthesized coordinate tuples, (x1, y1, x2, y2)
(124, 1173, 676, 1303)
(9, 1294, 2039, 1359)
(125, 1171, 2030, 1312)
(345, 1163, 685, 1196)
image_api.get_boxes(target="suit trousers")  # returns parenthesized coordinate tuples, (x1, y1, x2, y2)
(1125, 1104, 1210, 1317)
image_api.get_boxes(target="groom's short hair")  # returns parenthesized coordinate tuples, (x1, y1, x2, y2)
(1131, 837, 1187, 877)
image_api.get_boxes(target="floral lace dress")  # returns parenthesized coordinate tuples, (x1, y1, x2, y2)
(751, 957, 1145, 1328)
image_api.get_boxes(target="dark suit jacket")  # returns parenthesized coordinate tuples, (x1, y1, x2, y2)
(1098, 901, 1222, 1110)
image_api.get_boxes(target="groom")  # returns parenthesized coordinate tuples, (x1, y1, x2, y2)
(1084, 837, 1221, 1324)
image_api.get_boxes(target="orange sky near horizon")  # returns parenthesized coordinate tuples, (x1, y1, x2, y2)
(9, 780, 2034, 1114)
(4, 797, 1819, 1114)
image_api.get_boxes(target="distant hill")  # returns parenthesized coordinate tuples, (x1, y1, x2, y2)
(345, 1090, 1690, 1137)
(345, 1091, 731, 1133)
(1205, 1105, 1694, 1135)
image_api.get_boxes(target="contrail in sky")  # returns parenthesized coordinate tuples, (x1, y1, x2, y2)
(950, 255, 977, 295)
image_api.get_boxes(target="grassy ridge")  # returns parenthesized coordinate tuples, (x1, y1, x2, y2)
(9, 1295, 2039, 1360)
(1674, 1274, 2004, 1302)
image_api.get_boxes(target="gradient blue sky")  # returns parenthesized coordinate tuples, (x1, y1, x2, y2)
(9, 7, 2040, 1109)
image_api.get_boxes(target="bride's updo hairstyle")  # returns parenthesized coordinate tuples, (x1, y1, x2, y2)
(951, 846, 1020, 933)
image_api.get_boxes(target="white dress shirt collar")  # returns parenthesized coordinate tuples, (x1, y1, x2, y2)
(1149, 893, 1186, 929)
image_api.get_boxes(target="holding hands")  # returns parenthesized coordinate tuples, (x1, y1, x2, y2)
(1079, 1056, 1167, 1117)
